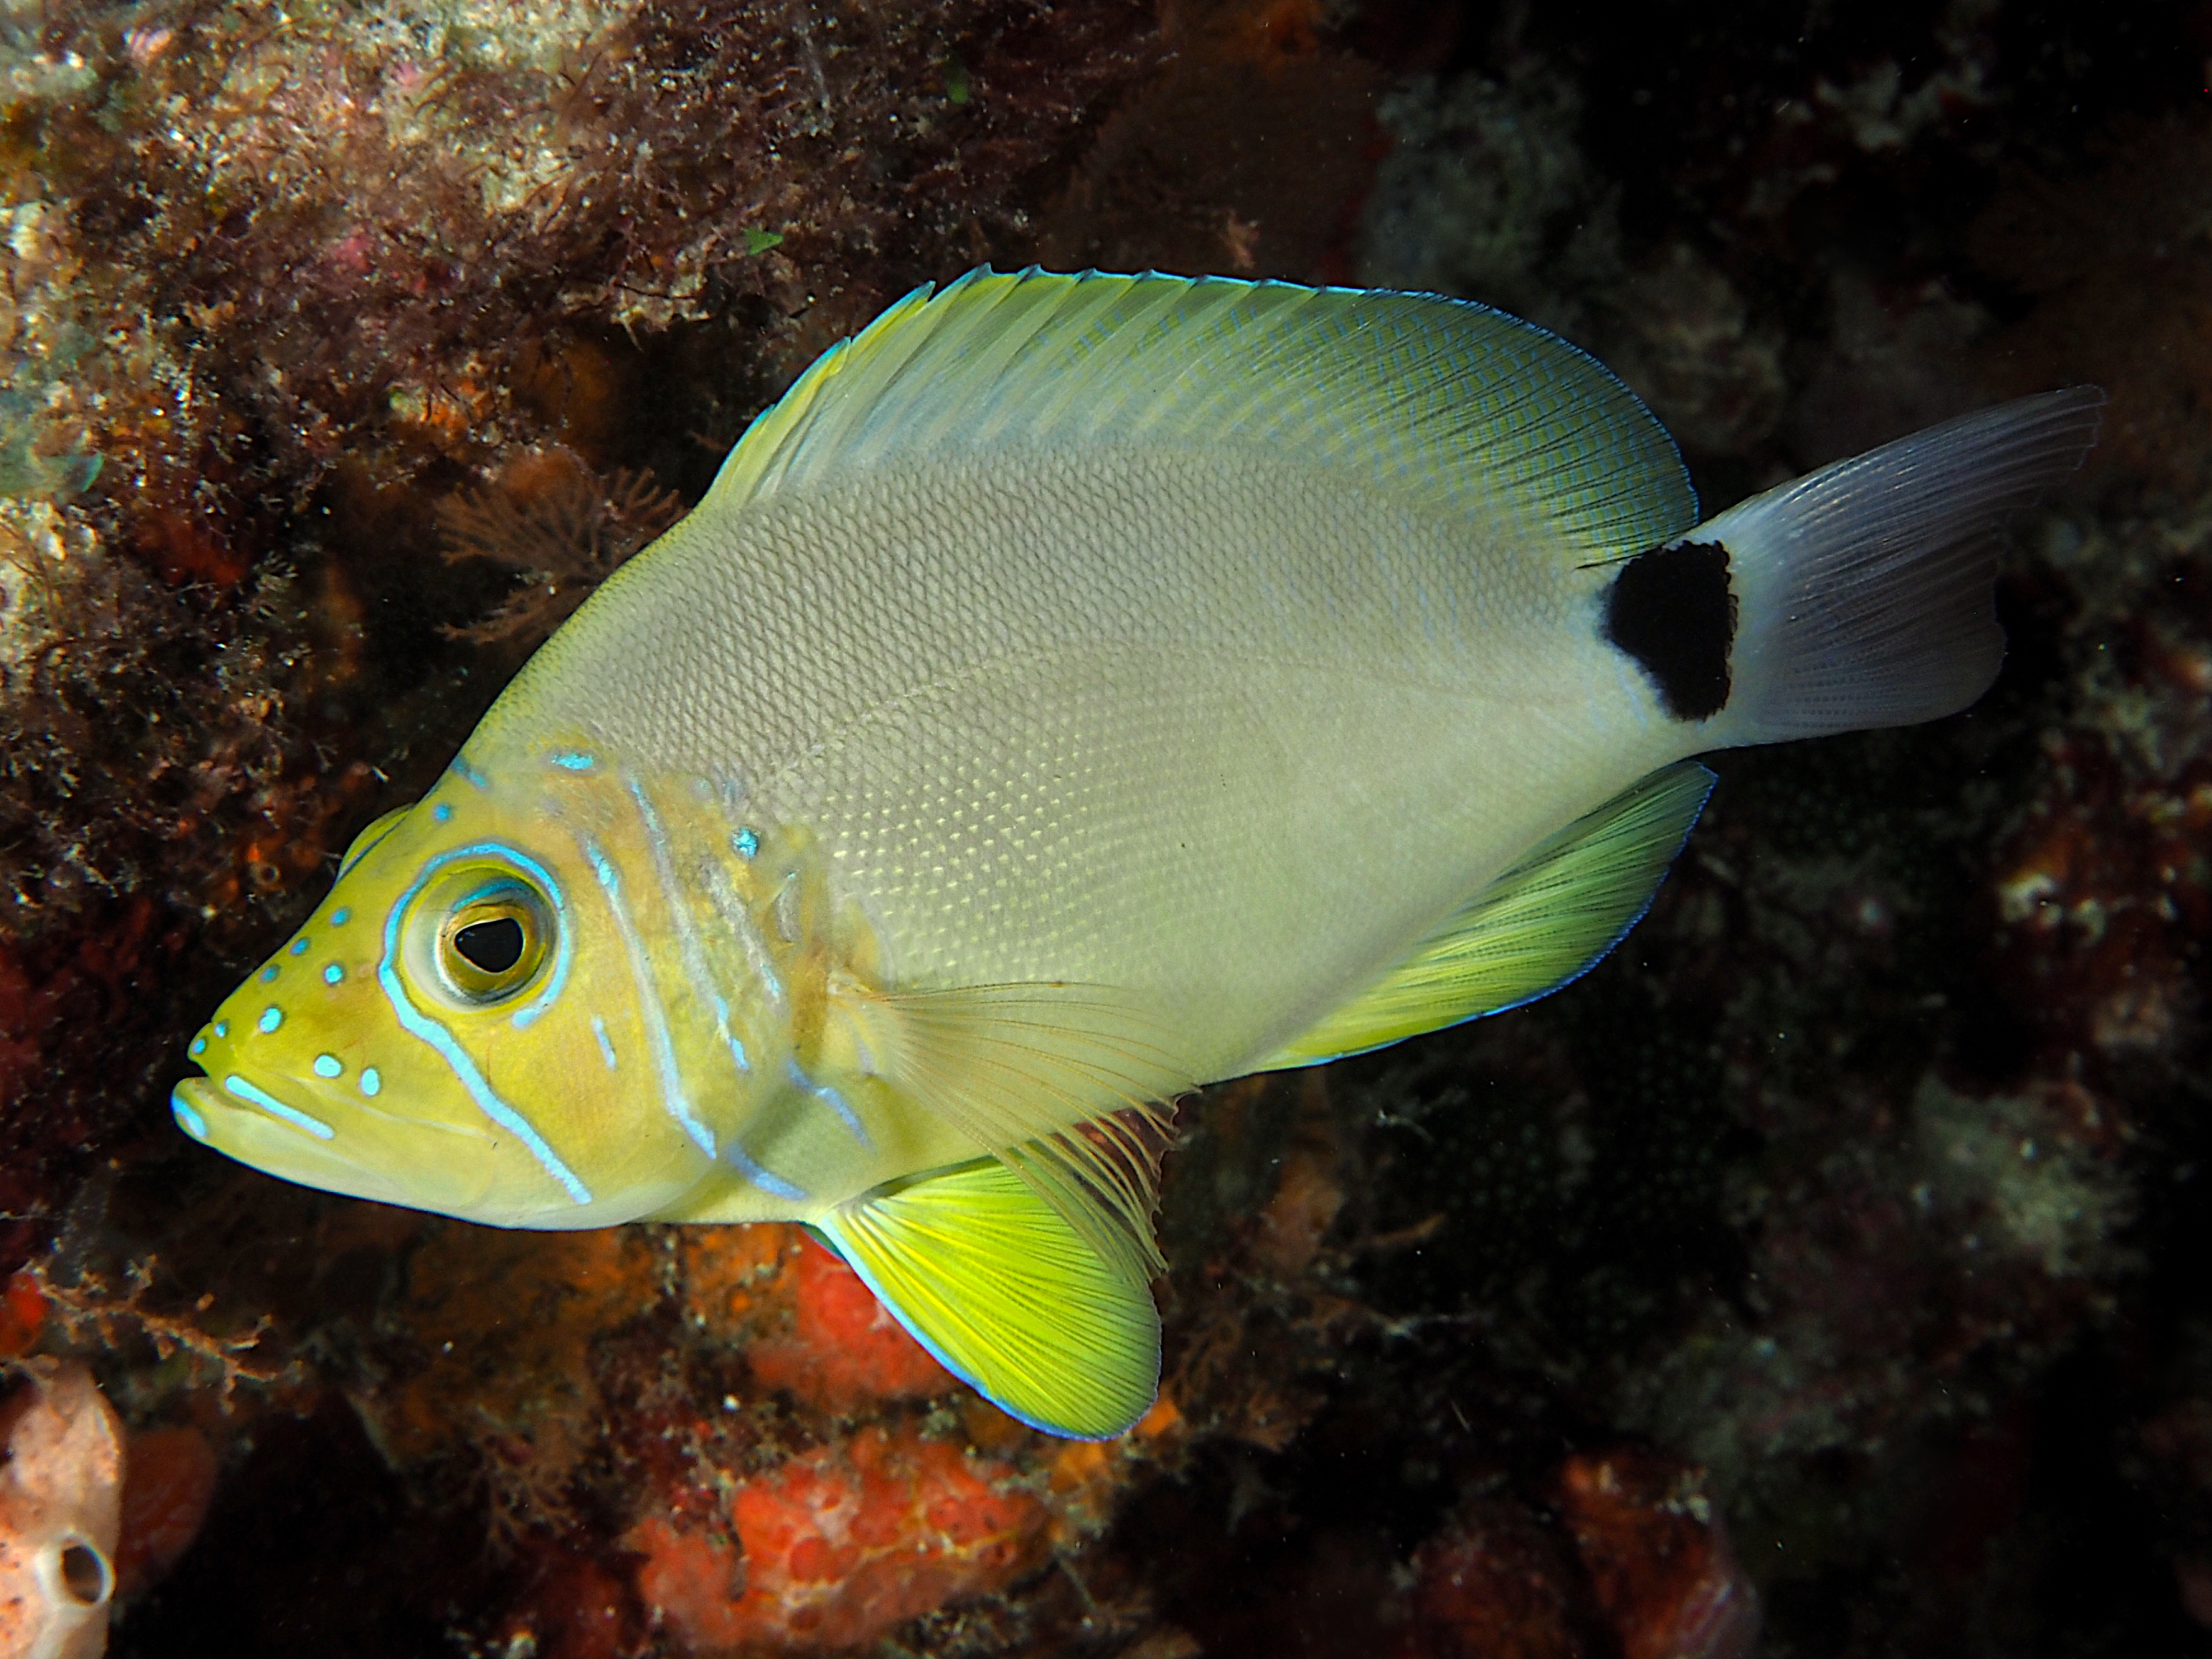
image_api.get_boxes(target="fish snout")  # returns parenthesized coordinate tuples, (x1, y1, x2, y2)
(169, 1038, 495, 1217)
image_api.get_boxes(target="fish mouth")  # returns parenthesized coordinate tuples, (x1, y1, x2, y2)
(168, 1072, 218, 1142)
(170, 1068, 494, 1215)
(174, 1069, 336, 1142)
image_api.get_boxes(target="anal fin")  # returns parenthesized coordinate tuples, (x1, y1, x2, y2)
(1262, 761, 1716, 1068)
(822, 1158, 1161, 1440)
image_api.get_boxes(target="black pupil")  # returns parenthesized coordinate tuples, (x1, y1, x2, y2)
(454, 916, 526, 975)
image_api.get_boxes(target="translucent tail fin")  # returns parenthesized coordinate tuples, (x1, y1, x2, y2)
(1706, 388, 2104, 745)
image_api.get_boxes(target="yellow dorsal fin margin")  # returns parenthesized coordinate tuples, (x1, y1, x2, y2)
(1263, 762, 1717, 1069)
(700, 267, 1698, 565)
(822, 1157, 1160, 1440)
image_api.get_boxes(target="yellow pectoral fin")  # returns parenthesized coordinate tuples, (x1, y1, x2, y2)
(1264, 761, 1717, 1068)
(822, 1158, 1161, 1441)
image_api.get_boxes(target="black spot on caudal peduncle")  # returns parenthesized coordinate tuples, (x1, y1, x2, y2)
(1602, 540, 1736, 723)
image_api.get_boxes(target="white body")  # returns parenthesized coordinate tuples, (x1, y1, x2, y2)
(485, 448, 1684, 1084)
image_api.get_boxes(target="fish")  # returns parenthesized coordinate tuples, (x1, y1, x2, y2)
(170, 268, 2102, 1439)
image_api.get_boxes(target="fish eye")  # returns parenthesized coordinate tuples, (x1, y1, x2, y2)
(435, 884, 552, 1003)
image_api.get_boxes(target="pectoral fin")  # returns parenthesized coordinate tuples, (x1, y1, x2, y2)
(1263, 761, 1716, 1068)
(821, 1157, 1161, 1440)
(825, 979, 1195, 1289)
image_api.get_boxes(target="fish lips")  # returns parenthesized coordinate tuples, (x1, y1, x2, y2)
(170, 1068, 497, 1216)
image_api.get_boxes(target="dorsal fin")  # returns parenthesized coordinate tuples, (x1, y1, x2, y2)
(704, 267, 1698, 564)
(1262, 762, 1716, 1068)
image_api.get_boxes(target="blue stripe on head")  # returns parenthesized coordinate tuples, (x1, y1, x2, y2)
(583, 834, 717, 1159)
(787, 1058, 871, 1150)
(712, 995, 751, 1074)
(223, 1074, 335, 1141)
(379, 842, 593, 1206)
(724, 1140, 807, 1202)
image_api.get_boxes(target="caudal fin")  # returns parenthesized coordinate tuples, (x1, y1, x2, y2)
(1703, 388, 2104, 745)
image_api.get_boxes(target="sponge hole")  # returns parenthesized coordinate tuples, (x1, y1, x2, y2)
(57, 1538, 111, 1606)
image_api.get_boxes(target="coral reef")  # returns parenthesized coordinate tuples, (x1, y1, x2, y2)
(743, 1235, 956, 1412)
(1969, 111, 2212, 492)
(436, 447, 684, 650)
(1, 1, 2209, 1656)
(363, 1221, 651, 1543)
(1551, 1449, 1760, 1659)
(628, 1428, 1048, 1654)
(1392, 1449, 1761, 1659)
(356, 1214, 1188, 1652)
(1396, 1497, 1591, 1659)
(1035, 0, 1386, 282)
(111, 1424, 216, 1601)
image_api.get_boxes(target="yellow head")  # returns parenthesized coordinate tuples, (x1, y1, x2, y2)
(170, 743, 761, 1229)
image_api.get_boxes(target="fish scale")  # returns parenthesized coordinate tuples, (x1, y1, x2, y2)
(172, 267, 2102, 1438)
